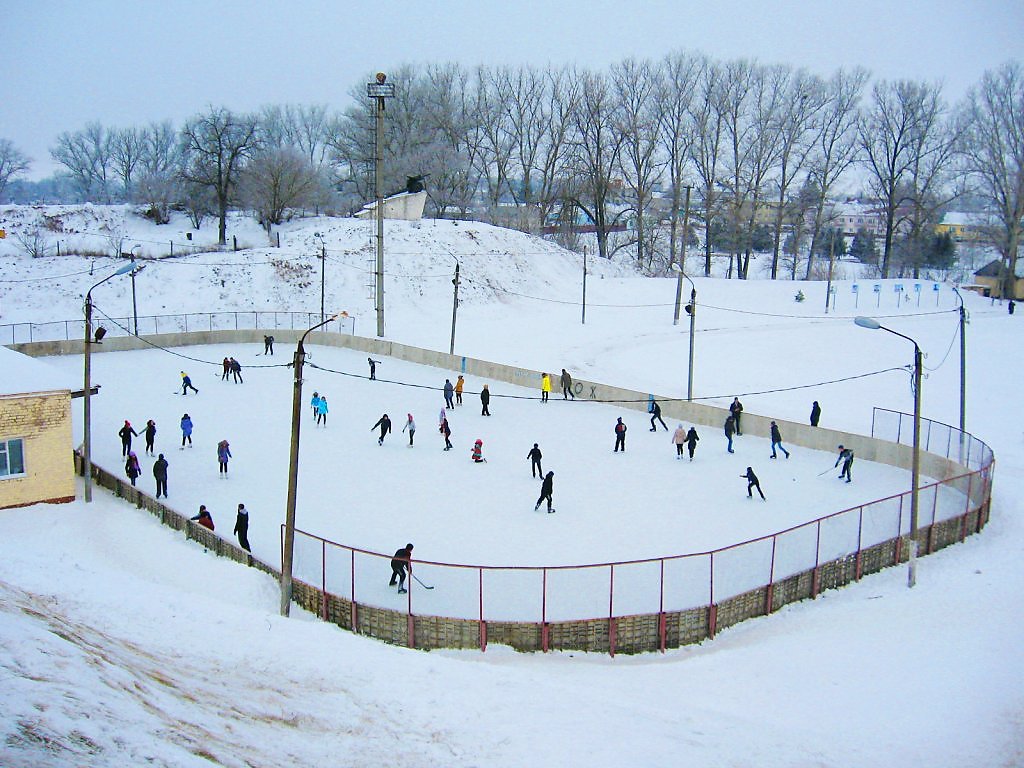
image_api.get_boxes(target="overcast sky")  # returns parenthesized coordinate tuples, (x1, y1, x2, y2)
(5, 0, 1022, 180)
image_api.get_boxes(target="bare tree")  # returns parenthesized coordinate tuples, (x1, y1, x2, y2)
(239, 147, 325, 229)
(180, 107, 260, 244)
(718, 58, 757, 278)
(959, 61, 1024, 297)
(0, 138, 31, 201)
(133, 120, 183, 224)
(110, 126, 146, 198)
(689, 61, 727, 276)
(51, 122, 114, 201)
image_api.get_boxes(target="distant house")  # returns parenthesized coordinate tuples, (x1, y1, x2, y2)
(973, 260, 1024, 300)
(935, 212, 979, 242)
(0, 346, 76, 509)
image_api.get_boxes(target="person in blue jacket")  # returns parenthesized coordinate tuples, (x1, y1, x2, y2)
(217, 439, 232, 475)
(310, 391, 321, 417)
(316, 395, 329, 426)
(180, 413, 193, 448)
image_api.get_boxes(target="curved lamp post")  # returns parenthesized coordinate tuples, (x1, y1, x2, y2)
(855, 316, 922, 587)
(83, 262, 138, 502)
(280, 312, 339, 616)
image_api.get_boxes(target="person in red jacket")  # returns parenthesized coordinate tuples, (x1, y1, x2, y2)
(191, 505, 214, 530)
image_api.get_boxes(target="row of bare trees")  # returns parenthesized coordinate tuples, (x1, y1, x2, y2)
(2, 54, 1021, 280)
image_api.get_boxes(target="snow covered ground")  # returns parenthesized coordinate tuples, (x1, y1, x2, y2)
(1, 207, 1022, 766)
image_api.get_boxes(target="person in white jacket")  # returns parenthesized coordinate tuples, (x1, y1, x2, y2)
(402, 413, 416, 447)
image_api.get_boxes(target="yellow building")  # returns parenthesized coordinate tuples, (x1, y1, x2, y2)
(0, 346, 76, 509)
(973, 260, 1024, 300)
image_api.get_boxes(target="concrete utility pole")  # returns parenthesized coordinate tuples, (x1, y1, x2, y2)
(450, 261, 460, 355)
(367, 73, 395, 338)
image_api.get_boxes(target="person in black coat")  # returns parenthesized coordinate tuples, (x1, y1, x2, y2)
(264, 335, 274, 355)
(770, 421, 790, 459)
(119, 420, 139, 456)
(685, 426, 700, 461)
(125, 452, 141, 486)
(810, 401, 821, 427)
(153, 453, 168, 498)
(649, 399, 668, 431)
(443, 378, 455, 409)
(233, 503, 251, 552)
(144, 419, 157, 456)
(480, 384, 491, 416)
(390, 543, 414, 592)
(613, 417, 627, 452)
(535, 471, 554, 512)
(742, 466, 765, 500)
(527, 443, 543, 477)
(730, 397, 744, 435)
(372, 414, 392, 445)
(835, 445, 854, 483)
(724, 415, 736, 454)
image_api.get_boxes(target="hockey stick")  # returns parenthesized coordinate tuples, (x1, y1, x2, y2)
(817, 466, 837, 476)
(412, 574, 434, 590)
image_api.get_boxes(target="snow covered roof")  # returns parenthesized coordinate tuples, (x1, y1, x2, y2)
(0, 345, 75, 396)
(940, 211, 975, 226)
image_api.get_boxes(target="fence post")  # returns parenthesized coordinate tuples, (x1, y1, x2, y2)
(607, 564, 616, 657)
(321, 539, 328, 621)
(707, 552, 717, 639)
(855, 507, 865, 580)
(541, 568, 549, 652)
(350, 549, 358, 632)
(658, 559, 666, 653)
(895, 495, 905, 564)
(479, 567, 487, 652)
(812, 521, 822, 598)
(765, 537, 777, 614)
(170, 241, 173, 257)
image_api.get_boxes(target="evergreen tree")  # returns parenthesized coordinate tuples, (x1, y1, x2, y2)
(849, 228, 878, 264)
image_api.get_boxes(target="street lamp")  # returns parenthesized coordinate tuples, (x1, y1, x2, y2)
(855, 316, 923, 587)
(952, 287, 967, 448)
(314, 232, 327, 323)
(130, 245, 144, 335)
(672, 186, 696, 401)
(450, 258, 460, 355)
(83, 262, 138, 502)
(367, 72, 396, 338)
(280, 312, 340, 616)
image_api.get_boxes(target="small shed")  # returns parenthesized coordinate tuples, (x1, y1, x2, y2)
(973, 260, 1024, 300)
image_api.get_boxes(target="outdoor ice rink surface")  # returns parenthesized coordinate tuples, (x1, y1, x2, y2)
(51, 343, 967, 619)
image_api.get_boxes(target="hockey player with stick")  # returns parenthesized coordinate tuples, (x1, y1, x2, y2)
(390, 543, 414, 593)
(180, 371, 199, 395)
(835, 445, 854, 483)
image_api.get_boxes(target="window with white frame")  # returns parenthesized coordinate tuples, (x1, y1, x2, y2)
(0, 438, 26, 478)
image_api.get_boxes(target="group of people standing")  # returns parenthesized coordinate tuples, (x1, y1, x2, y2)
(189, 502, 252, 552)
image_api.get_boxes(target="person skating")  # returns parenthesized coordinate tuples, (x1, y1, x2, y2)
(835, 445, 854, 483)
(480, 384, 491, 416)
(560, 368, 575, 400)
(443, 378, 455, 409)
(650, 399, 667, 431)
(217, 439, 232, 476)
(730, 397, 744, 435)
(316, 395, 328, 426)
(540, 373, 551, 403)
(191, 505, 214, 531)
(455, 375, 464, 405)
(471, 438, 487, 463)
(180, 413, 193, 448)
(535, 471, 555, 513)
(180, 371, 199, 395)
(685, 426, 700, 461)
(614, 417, 627, 453)
(153, 453, 168, 498)
(403, 413, 416, 446)
(119, 420, 139, 456)
(233, 503, 251, 552)
(221, 357, 230, 381)
(440, 417, 452, 451)
(372, 414, 392, 445)
(770, 421, 790, 459)
(1009, 300, 1016, 316)
(389, 543, 414, 593)
(143, 419, 157, 456)
(311, 391, 321, 418)
(125, 452, 141, 486)
(671, 424, 686, 459)
(229, 358, 243, 383)
(527, 443, 543, 477)
(724, 415, 736, 453)
(263, 335, 274, 355)
(742, 466, 765, 500)
(368, 357, 379, 379)
(810, 400, 821, 427)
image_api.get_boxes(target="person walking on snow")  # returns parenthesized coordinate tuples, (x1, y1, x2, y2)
(229, 358, 243, 383)
(730, 397, 744, 435)
(561, 368, 575, 400)
(191, 505, 214, 531)
(471, 439, 487, 463)
(311, 391, 321, 418)
(443, 378, 455, 409)
(316, 395, 329, 426)
(222, 357, 230, 381)
(535, 471, 555, 513)
(480, 384, 491, 416)
(724, 415, 736, 453)
(835, 445, 854, 483)
(390, 543, 414, 593)
(143, 419, 157, 456)
(372, 414, 392, 445)
(672, 424, 686, 458)
(119, 420, 139, 456)
(455, 375, 465, 405)
(527, 443, 543, 477)
(685, 426, 700, 461)
(650, 399, 667, 431)
(403, 413, 416, 446)
(440, 417, 452, 451)
(153, 453, 168, 498)
(742, 466, 765, 500)
(217, 439, 232, 476)
(125, 452, 141, 486)
(368, 357, 379, 380)
(540, 373, 551, 403)
(614, 417, 627, 453)
(233, 503, 251, 552)
(810, 400, 821, 427)
(264, 335, 274, 355)
(770, 421, 790, 459)
(180, 371, 199, 395)
(180, 413, 193, 448)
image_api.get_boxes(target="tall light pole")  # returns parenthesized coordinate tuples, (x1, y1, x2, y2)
(367, 72, 395, 338)
(314, 232, 327, 323)
(280, 312, 340, 616)
(952, 287, 967, 441)
(450, 260, 460, 355)
(83, 263, 137, 502)
(672, 186, 695, 401)
(130, 245, 144, 335)
(855, 316, 923, 587)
